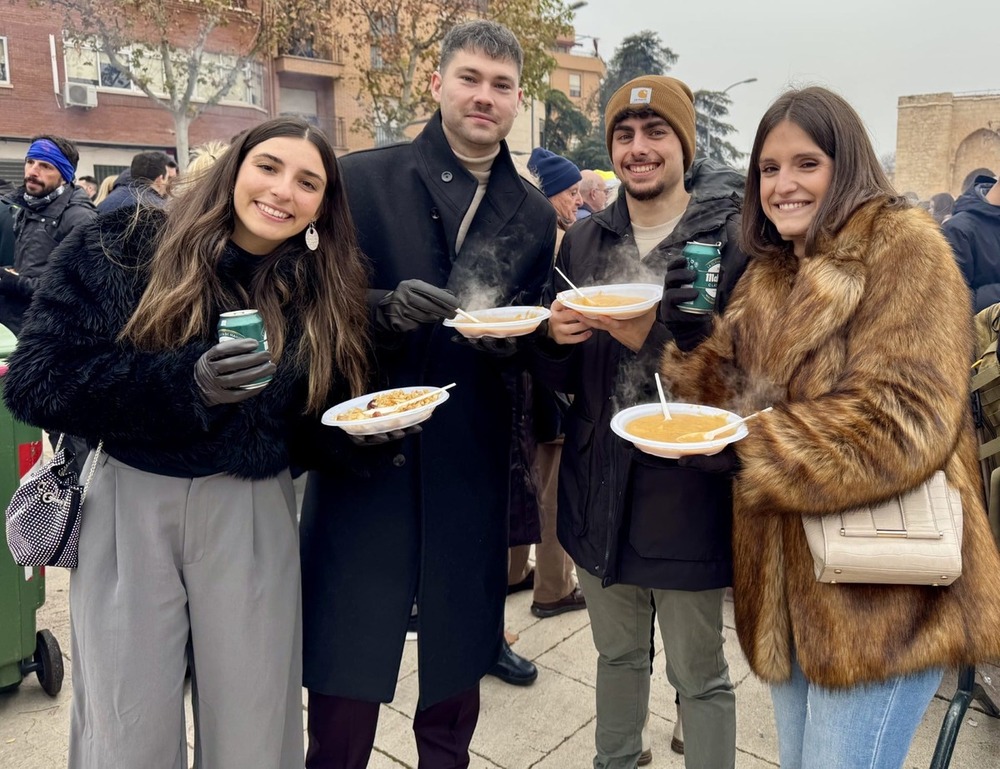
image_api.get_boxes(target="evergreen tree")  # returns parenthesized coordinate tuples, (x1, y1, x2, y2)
(541, 89, 591, 155)
(694, 90, 745, 167)
(596, 30, 678, 115)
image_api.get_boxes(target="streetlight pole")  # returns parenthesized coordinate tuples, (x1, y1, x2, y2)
(705, 77, 758, 157)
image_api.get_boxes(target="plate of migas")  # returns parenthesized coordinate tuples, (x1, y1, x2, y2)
(323, 384, 454, 436)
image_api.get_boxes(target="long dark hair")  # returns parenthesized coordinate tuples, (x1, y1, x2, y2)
(121, 117, 369, 411)
(742, 87, 905, 258)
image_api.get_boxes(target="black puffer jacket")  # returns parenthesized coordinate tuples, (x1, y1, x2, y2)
(943, 176, 1000, 312)
(0, 199, 14, 268)
(0, 185, 96, 333)
(533, 159, 749, 589)
(2, 208, 315, 480)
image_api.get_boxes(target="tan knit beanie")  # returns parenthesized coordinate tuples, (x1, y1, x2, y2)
(604, 76, 697, 170)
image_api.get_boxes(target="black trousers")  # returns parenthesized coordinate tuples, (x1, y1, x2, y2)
(305, 684, 480, 769)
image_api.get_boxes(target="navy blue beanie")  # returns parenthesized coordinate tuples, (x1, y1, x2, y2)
(528, 147, 581, 198)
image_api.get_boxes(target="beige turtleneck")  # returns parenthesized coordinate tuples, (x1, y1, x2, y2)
(453, 146, 500, 253)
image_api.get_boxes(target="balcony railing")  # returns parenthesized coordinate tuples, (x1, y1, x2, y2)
(280, 30, 345, 65)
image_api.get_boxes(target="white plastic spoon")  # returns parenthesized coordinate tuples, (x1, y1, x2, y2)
(678, 406, 773, 442)
(653, 373, 672, 420)
(554, 266, 594, 305)
(454, 308, 484, 324)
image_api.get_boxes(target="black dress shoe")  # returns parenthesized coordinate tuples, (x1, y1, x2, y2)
(486, 639, 537, 686)
(530, 586, 587, 618)
(506, 568, 535, 596)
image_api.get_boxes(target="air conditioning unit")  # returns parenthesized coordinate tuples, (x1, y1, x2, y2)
(64, 82, 98, 109)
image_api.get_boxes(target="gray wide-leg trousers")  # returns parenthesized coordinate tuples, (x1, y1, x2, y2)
(68, 453, 304, 769)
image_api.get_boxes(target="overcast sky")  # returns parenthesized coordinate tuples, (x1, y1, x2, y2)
(571, 0, 999, 162)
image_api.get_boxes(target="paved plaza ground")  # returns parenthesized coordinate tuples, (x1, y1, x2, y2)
(2, 565, 998, 768)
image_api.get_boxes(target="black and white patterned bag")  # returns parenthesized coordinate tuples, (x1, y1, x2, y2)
(5, 435, 103, 568)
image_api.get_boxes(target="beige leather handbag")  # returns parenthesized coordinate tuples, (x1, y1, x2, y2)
(802, 471, 963, 586)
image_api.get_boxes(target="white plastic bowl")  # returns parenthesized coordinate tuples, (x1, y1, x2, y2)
(443, 306, 551, 338)
(610, 402, 749, 459)
(322, 386, 450, 436)
(556, 283, 663, 320)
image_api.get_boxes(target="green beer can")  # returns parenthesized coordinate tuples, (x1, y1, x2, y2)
(678, 241, 722, 314)
(218, 309, 271, 389)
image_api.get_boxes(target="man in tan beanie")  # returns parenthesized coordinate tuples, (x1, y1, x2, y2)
(534, 73, 750, 769)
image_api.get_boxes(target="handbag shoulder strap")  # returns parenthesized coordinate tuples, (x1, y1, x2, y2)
(80, 440, 104, 502)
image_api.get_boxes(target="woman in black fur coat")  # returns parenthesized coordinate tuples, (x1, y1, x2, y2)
(3, 117, 370, 769)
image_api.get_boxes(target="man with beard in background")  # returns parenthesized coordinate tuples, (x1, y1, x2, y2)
(2, 136, 96, 475)
(533, 76, 749, 769)
(1, 135, 95, 335)
(298, 20, 556, 768)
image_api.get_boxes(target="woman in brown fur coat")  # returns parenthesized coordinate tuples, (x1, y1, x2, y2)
(659, 87, 1000, 769)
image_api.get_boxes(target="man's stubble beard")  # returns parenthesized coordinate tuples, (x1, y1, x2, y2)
(621, 178, 666, 202)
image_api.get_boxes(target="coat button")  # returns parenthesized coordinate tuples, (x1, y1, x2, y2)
(441, 171, 453, 182)
(392, 453, 406, 467)
(430, 207, 440, 220)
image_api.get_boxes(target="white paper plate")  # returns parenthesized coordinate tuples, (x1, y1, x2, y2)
(443, 306, 551, 338)
(610, 402, 749, 459)
(322, 386, 450, 436)
(556, 283, 663, 320)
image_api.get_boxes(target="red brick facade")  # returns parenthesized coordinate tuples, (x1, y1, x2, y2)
(0, 2, 295, 179)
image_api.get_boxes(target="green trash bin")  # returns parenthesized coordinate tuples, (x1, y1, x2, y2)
(0, 322, 64, 695)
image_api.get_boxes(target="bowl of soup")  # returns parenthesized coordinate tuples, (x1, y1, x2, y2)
(322, 386, 450, 436)
(556, 283, 663, 320)
(443, 306, 551, 338)
(610, 402, 749, 458)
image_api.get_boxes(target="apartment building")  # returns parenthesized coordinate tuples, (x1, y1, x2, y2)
(0, 2, 603, 182)
(0, 1, 346, 181)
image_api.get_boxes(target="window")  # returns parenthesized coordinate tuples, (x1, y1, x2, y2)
(65, 40, 133, 90)
(568, 73, 582, 99)
(64, 40, 133, 90)
(0, 37, 9, 84)
(280, 86, 318, 118)
(370, 14, 397, 71)
(374, 123, 394, 147)
(63, 37, 263, 107)
(0, 159, 24, 181)
(93, 164, 129, 183)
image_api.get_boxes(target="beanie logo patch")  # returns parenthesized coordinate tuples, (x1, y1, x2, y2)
(629, 88, 652, 105)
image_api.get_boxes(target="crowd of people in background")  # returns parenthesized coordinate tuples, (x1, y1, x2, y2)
(2, 17, 1000, 769)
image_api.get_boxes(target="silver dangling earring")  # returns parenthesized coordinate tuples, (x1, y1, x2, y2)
(305, 221, 319, 251)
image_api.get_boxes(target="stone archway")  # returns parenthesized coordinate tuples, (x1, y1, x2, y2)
(952, 128, 1000, 194)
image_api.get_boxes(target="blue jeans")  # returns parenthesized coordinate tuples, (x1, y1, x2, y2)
(770, 654, 942, 769)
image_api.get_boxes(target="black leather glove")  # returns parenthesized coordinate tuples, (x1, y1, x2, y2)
(194, 338, 275, 406)
(678, 445, 741, 476)
(347, 425, 422, 446)
(661, 256, 713, 351)
(375, 279, 460, 333)
(451, 333, 519, 357)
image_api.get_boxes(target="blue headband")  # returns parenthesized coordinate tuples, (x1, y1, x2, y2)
(26, 139, 76, 185)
